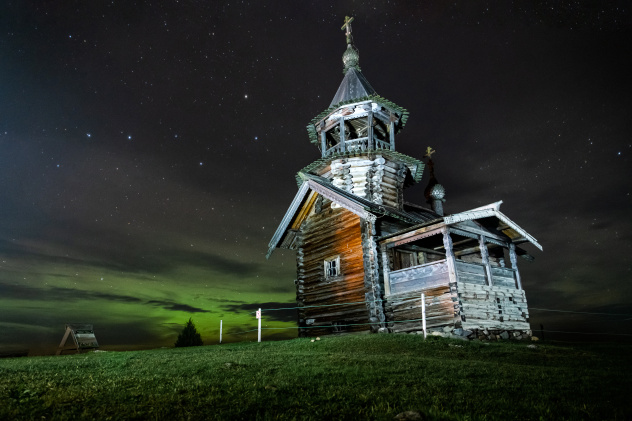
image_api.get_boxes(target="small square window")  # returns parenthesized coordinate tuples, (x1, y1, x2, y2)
(324, 256, 341, 279)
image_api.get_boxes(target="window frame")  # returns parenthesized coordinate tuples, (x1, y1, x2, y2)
(324, 255, 341, 279)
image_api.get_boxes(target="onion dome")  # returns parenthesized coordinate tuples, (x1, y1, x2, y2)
(342, 44, 360, 73)
(428, 183, 446, 200)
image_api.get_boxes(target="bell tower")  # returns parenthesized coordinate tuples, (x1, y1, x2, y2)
(301, 17, 424, 210)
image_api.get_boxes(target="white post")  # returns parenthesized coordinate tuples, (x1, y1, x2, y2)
(421, 293, 427, 339)
(257, 308, 262, 343)
(219, 320, 223, 344)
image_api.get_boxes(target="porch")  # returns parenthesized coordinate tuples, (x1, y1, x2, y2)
(379, 223, 531, 333)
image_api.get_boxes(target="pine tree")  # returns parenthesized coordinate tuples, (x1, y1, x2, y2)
(174, 318, 203, 347)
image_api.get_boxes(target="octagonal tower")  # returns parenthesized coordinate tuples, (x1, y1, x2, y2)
(300, 17, 424, 210)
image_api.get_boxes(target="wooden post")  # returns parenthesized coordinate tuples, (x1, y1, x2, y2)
(509, 243, 522, 290)
(443, 229, 458, 284)
(257, 308, 262, 343)
(367, 111, 374, 150)
(381, 244, 391, 296)
(421, 293, 427, 339)
(320, 130, 327, 158)
(389, 120, 395, 150)
(219, 320, 223, 344)
(479, 235, 493, 286)
(339, 117, 346, 153)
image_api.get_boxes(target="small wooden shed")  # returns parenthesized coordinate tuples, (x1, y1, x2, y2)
(267, 20, 541, 341)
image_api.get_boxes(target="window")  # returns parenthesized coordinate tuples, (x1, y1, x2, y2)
(324, 256, 341, 279)
(393, 250, 418, 270)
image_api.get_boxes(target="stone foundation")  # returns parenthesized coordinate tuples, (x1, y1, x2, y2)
(406, 326, 533, 341)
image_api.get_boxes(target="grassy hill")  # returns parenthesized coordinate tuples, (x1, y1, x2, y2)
(1, 334, 630, 420)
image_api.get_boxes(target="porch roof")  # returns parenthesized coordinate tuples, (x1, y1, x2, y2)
(443, 201, 542, 251)
(377, 201, 541, 252)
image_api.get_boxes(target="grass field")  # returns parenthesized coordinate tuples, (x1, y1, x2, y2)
(0, 334, 630, 420)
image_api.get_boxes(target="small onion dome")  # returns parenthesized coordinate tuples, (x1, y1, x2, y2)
(342, 44, 360, 72)
(429, 183, 446, 201)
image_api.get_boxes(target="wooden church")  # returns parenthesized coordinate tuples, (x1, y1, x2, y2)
(267, 18, 542, 341)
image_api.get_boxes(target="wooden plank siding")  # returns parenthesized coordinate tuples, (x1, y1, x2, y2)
(389, 261, 449, 295)
(457, 281, 530, 331)
(455, 261, 486, 285)
(491, 266, 517, 288)
(384, 284, 458, 333)
(296, 199, 370, 336)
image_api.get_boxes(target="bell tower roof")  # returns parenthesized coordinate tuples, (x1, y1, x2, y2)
(330, 67, 376, 107)
(306, 18, 410, 148)
(329, 17, 377, 106)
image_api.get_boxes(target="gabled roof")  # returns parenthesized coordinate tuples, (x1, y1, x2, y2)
(267, 174, 437, 259)
(376, 201, 542, 257)
(330, 68, 376, 107)
(443, 201, 542, 251)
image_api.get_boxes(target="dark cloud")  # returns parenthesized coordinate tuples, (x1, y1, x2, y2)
(164, 249, 261, 276)
(147, 300, 210, 314)
(0, 283, 210, 314)
(0, 283, 142, 303)
(0, 234, 260, 277)
(222, 302, 298, 323)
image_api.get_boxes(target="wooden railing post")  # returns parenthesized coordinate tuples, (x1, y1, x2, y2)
(509, 243, 522, 290)
(339, 117, 346, 153)
(442, 229, 458, 284)
(367, 111, 374, 150)
(479, 235, 493, 286)
(320, 130, 327, 158)
(381, 244, 391, 296)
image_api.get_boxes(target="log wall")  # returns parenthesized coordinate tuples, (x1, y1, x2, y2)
(457, 282, 530, 331)
(329, 155, 407, 209)
(384, 283, 458, 333)
(296, 199, 369, 336)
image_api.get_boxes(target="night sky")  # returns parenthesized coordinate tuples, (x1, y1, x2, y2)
(1, 2, 630, 354)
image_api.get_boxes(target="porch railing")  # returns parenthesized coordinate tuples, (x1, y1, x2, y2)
(388, 260, 449, 295)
